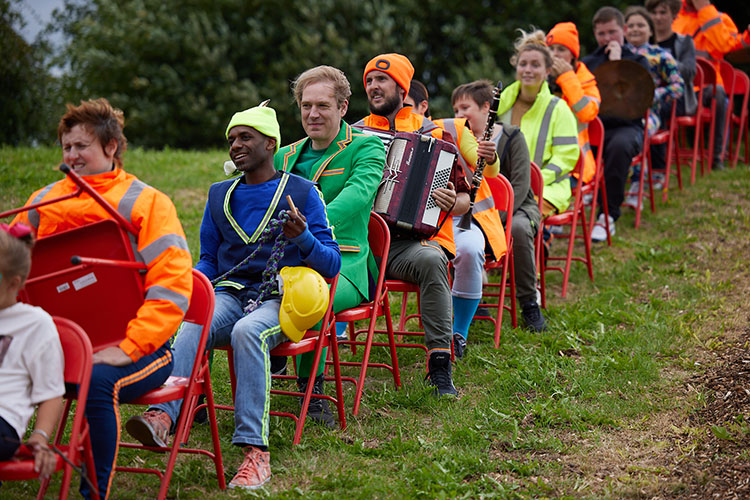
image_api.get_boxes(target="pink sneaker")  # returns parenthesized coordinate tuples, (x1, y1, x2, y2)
(125, 410, 172, 449)
(228, 446, 271, 490)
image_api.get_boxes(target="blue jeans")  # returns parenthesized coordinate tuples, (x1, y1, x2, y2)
(82, 345, 173, 500)
(153, 292, 285, 448)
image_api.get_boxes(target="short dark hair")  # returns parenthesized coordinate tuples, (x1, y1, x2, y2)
(624, 6, 657, 43)
(645, 0, 682, 17)
(452, 80, 494, 107)
(593, 6, 625, 28)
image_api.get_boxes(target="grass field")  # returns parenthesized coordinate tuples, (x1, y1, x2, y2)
(1, 146, 749, 499)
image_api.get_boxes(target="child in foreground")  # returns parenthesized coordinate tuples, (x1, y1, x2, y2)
(0, 223, 64, 482)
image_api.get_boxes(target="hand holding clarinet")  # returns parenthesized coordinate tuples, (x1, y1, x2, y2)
(458, 81, 503, 230)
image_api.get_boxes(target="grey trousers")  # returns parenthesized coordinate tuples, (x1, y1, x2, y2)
(511, 210, 539, 306)
(386, 238, 452, 350)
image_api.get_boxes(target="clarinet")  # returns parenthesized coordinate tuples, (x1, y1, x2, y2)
(457, 81, 503, 230)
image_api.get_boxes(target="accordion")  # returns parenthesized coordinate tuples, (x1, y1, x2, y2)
(373, 131, 459, 239)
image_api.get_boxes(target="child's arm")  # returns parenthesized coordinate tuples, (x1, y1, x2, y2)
(26, 396, 63, 479)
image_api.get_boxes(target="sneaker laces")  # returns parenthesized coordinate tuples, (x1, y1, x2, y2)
(523, 304, 542, 323)
(425, 356, 452, 388)
(235, 450, 264, 483)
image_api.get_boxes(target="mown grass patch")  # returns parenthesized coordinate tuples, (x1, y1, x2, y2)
(2, 147, 749, 498)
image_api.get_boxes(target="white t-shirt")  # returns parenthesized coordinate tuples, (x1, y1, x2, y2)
(0, 302, 65, 440)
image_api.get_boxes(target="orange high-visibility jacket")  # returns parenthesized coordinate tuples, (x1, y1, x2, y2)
(433, 118, 507, 260)
(357, 107, 502, 257)
(14, 168, 193, 361)
(673, 2, 750, 87)
(555, 61, 600, 184)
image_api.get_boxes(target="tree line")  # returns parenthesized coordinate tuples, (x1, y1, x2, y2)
(3, 0, 748, 149)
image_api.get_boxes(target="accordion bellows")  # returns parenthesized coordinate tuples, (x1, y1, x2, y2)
(374, 131, 458, 239)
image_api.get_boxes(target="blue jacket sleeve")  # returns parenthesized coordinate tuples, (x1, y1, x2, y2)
(195, 201, 220, 280)
(296, 185, 342, 278)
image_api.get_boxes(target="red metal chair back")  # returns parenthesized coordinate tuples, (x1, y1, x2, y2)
(729, 69, 750, 167)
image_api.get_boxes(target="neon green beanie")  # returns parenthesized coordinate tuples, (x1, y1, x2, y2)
(225, 106, 281, 153)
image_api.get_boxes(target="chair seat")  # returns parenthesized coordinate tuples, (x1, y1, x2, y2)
(0, 452, 67, 481)
(271, 335, 329, 356)
(128, 378, 190, 405)
(545, 212, 575, 225)
(385, 280, 418, 293)
(651, 130, 671, 144)
(336, 303, 376, 321)
(675, 116, 696, 126)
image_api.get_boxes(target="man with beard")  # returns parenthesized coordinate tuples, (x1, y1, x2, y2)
(353, 53, 500, 395)
(127, 104, 340, 490)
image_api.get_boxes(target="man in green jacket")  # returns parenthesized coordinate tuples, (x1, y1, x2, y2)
(274, 65, 385, 425)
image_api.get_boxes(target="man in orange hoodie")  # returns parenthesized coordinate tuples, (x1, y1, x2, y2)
(673, 0, 750, 169)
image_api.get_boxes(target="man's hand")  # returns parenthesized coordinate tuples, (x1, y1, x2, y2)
(605, 41, 622, 61)
(27, 433, 56, 480)
(550, 57, 574, 78)
(432, 181, 457, 212)
(93, 346, 132, 366)
(477, 140, 498, 163)
(283, 209, 307, 239)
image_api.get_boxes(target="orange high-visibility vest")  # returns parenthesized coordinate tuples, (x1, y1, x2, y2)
(673, 2, 750, 87)
(433, 118, 507, 260)
(555, 61, 600, 184)
(14, 168, 193, 361)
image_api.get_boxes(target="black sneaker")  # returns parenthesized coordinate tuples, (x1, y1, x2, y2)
(521, 301, 547, 332)
(270, 355, 287, 376)
(452, 333, 467, 360)
(297, 374, 335, 428)
(426, 351, 458, 397)
(474, 306, 491, 318)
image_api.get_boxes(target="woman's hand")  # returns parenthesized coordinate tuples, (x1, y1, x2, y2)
(27, 433, 56, 480)
(93, 346, 132, 366)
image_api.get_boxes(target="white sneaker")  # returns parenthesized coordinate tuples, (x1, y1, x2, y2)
(582, 192, 593, 205)
(651, 171, 665, 191)
(591, 213, 615, 243)
(624, 181, 641, 209)
(548, 224, 564, 235)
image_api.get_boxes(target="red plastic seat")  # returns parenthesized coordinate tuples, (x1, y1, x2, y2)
(0, 317, 99, 500)
(336, 212, 400, 415)
(719, 59, 736, 165)
(695, 57, 719, 177)
(542, 152, 593, 298)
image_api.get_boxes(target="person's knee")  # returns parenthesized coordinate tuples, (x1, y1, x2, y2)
(453, 239, 484, 268)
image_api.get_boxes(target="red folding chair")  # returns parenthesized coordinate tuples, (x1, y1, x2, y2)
(529, 163, 547, 308)
(673, 64, 705, 185)
(719, 59, 736, 165)
(117, 269, 225, 499)
(649, 100, 678, 203)
(336, 212, 400, 416)
(728, 68, 750, 169)
(542, 152, 593, 299)
(695, 57, 719, 177)
(479, 174, 516, 347)
(0, 317, 99, 500)
(216, 275, 345, 445)
(583, 117, 611, 246)
(625, 110, 657, 229)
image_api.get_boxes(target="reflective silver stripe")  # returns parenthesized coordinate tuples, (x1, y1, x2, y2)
(552, 173, 570, 184)
(552, 136, 578, 146)
(695, 49, 714, 61)
(571, 95, 593, 113)
(139, 234, 189, 265)
(117, 179, 148, 223)
(473, 196, 495, 214)
(27, 181, 60, 229)
(534, 97, 560, 166)
(701, 17, 722, 31)
(441, 119, 458, 141)
(743, 38, 749, 48)
(581, 142, 592, 155)
(129, 234, 144, 263)
(545, 162, 563, 177)
(145, 285, 189, 314)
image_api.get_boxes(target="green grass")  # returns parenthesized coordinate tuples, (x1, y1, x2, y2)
(2, 146, 749, 499)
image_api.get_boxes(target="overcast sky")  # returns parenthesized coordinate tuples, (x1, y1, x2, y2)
(17, 0, 65, 42)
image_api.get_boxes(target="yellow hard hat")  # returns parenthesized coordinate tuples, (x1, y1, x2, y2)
(278, 266, 330, 343)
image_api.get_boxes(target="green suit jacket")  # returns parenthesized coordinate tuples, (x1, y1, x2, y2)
(275, 121, 385, 301)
